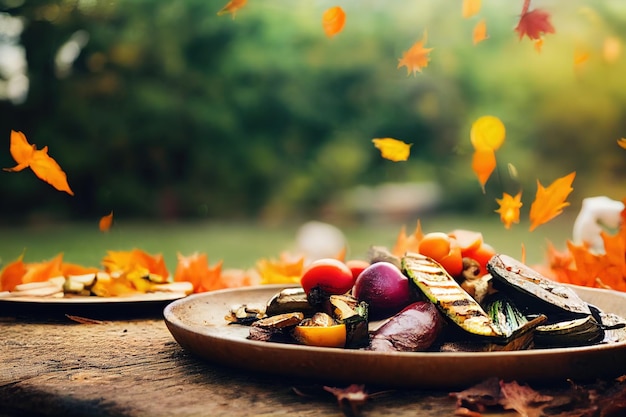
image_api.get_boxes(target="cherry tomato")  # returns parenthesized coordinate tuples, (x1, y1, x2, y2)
(345, 259, 370, 281)
(464, 243, 496, 276)
(300, 258, 355, 296)
(293, 323, 347, 348)
(418, 232, 464, 277)
(448, 229, 484, 257)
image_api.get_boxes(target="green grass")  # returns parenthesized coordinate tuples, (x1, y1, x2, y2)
(0, 214, 577, 271)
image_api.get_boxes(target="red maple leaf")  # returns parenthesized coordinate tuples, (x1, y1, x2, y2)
(515, 8, 555, 40)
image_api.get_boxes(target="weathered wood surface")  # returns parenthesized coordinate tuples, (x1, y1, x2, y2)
(0, 309, 497, 417)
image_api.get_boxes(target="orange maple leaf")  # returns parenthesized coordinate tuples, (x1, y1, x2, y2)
(99, 211, 114, 232)
(495, 191, 523, 230)
(217, 0, 247, 19)
(462, 0, 481, 19)
(471, 148, 496, 193)
(256, 252, 304, 285)
(473, 19, 488, 45)
(102, 249, 169, 280)
(0, 253, 27, 291)
(174, 252, 224, 293)
(372, 138, 412, 162)
(529, 172, 576, 231)
(392, 220, 423, 257)
(322, 6, 346, 38)
(397, 31, 433, 76)
(3, 130, 74, 196)
(515, 8, 555, 41)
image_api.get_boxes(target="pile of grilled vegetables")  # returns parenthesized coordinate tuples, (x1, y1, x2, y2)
(226, 251, 626, 352)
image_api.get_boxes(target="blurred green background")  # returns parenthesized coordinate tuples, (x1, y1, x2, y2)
(0, 0, 625, 267)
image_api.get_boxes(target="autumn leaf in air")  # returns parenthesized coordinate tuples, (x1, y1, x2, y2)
(495, 192, 523, 229)
(99, 211, 114, 232)
(397, 32, 433, 76)
(462, 0, 481, 19)
(529, 171, 576, 231)
(515, 8, 555, 41)
(470, 115, 505, 151)
(322, 6, 346, 38)
(217, 0, 247, 19)
(473, 19, 488, 45)
(372, 138, 412, 162)
(617, 138, 626, 149)
(603, 36, 621, 63)
(472, 148, 496, 193)
(3, 130, 74, 195)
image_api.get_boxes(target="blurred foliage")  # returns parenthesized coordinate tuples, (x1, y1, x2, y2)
(0, 0, 625, 225)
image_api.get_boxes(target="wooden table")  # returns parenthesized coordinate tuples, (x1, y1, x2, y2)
(0, 303, 481, 417)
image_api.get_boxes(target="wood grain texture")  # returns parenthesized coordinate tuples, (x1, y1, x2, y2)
(0, 315, 471, 417)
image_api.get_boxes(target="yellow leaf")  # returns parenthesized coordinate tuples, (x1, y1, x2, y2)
(397, 31, 433, 76)
(473, 19, 488, 45)
(470, 116, 505, 151)
(462, 0, 481, 19)
(471, 148, 496, 193)
(495, 192, 523, 229)
(529, 172, 576, 231)
(372, 138, 412, 162)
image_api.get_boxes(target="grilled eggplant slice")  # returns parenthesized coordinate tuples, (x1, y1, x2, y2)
(402, 252, 504, 338)
(487, 254, 592, 322)
(248, 312, 304, 342)
(265, 287, 315, 317)
(534, 316, 605, 348)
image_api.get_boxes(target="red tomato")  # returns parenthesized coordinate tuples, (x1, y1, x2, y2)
(448, 229, 484, 257)
(300, 258, 355, 295)
(345, 259, 370, 281)
(418, 232, 464, 277)
(464, 243, 497, 276)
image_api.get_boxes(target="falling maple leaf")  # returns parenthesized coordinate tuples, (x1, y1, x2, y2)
(603, 36, 622, 63)
(472, 19, 488, 45)
(322, 6, 346, 38)
(99, 211, 114, 232)
(462, 0, 481, 19)
(529, 171, 576, 231)
(495, 191, 523, 229)
(217, 0, 247, 19)
(3, 130, 74, 195)
(618, 138, 626, 149)
(397, 31, 433, 76)
(471, 148, 496, 193)
(372, 138, 412, 162)
(515, 7, 555, 41)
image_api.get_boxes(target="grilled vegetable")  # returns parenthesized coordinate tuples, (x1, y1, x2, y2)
(265, 287, 314, 317)
(329, 295, 369, 348)
(401, 252, 503, 338)
(534, 316, 605, 348)
(369, 301, 444, 352)
(487, 254, 592, 322)
(293, 312, 346, 348)
(248, 312, 304, 342)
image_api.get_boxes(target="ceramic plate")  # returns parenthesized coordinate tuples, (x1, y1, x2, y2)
(0, 292, 186, 318)
(164, 284, 626, 389)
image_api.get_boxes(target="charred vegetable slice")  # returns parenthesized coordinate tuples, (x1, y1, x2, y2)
(265, 287, 314, 316)
(487, 254, 592, 321)
(292, 312, 347, 348)
(402, 252, 503, 338)
(248, 312, 304, 342)
(534, 316, 605, 348)
(329, 295, 369, 348)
